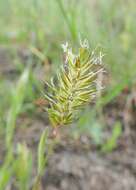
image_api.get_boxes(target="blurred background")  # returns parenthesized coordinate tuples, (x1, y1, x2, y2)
(0, 0, 136, 189)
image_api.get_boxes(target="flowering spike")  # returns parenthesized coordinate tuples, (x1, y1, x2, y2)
(44, 40, 104, 128)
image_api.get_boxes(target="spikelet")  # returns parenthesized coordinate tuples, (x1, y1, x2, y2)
(44, 40, 104, 128)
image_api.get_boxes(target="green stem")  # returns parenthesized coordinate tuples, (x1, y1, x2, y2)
(56, 0, 77, 41)
(32, 136, 58, 190)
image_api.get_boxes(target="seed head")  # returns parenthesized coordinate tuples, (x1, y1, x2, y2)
(44, 40, 104, 128)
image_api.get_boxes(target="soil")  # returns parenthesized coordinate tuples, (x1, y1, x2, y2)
(0, 46, 136, 190)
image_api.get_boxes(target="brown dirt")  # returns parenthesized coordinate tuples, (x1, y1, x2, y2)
(14, 116, 136, 190)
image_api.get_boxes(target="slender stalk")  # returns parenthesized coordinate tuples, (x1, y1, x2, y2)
(56, 0, 77, 41)
(32, 135, 58, 190)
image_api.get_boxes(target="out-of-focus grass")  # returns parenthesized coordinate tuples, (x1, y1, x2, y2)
(0, 0, 135, 90)
(6, 68, 30, 150)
